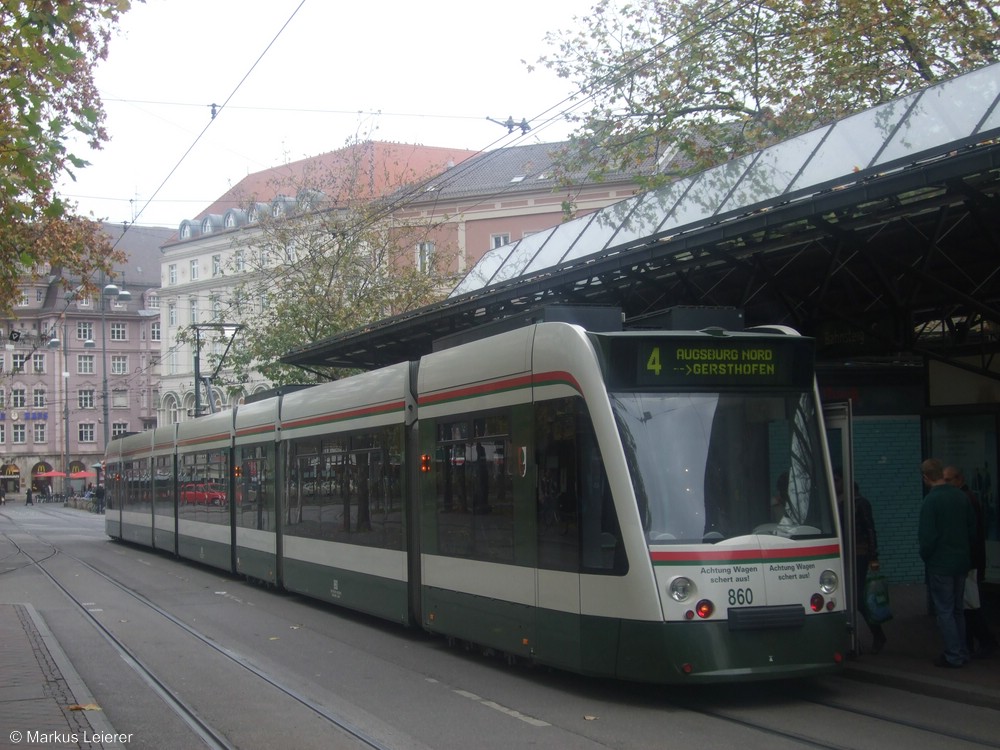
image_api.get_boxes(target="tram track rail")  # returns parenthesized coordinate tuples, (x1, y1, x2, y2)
(9, 507, 998, 750)
(9, 510, 398, 750)
(798, 691, 1000, 749)
(662, 683, 1000, 750)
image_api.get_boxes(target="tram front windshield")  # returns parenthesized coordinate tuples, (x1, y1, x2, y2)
(610, 390, 835, 544)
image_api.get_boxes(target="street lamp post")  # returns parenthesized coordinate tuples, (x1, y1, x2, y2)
(46, 325, 70, 498)
(191, 323, 243, 418)
(83, 277, 130, 451)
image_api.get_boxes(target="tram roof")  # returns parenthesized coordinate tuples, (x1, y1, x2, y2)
(283, 62, 1000, 375)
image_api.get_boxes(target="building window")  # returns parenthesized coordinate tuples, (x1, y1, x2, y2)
(112, 390, 128, 408)
(417, 241, 435, 274)
(79, 390, 95, 409)
(111, 355, 128, 375)
(235, 249, 245, 272)
(0, 390, 5, 408)
(78, 295, 92, 308)
(78, 354, 95, 375)
(189, 298, 198, 324)
(32, 353, 45, 373)
(151, 322, 161, 342)
(32, 387, 45, 407)
(12, 353, 26, 372)
(12, 424, 26, 444)
(11, 388, 26, 408)
(33, 422, 46, 443)
(112, 422, 129, 438)
(212, 255, 222, 276)
(168, 264, 177, 285)
(0, 424, 5, 443)
(168, 303, 177, 326)
(147, 294, 159, 310)
(79, 423, 96, 443)
(110, 322, 126, 341)
(76, 321, 93, 341)
(17, 291, 29, 307)
(190, 259, 199, 281)
(491, 233, 511, 249)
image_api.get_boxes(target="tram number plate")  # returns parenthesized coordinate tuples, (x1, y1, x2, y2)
(728, 588, 754, 606)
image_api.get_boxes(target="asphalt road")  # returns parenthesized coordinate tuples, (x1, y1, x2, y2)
(3, 505, 997, 750)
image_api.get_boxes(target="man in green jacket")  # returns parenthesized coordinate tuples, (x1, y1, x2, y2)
(919, 458, 977, 668)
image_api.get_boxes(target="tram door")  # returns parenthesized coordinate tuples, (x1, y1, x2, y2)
(824, 401, 859, 654)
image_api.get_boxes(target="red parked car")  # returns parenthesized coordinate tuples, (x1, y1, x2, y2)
(180, 483, 226, 505)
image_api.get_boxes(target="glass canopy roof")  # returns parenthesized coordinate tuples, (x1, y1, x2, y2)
(451, 62, 1000, 298)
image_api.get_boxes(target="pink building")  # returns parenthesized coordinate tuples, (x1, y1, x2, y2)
(0, 223, 172, 499)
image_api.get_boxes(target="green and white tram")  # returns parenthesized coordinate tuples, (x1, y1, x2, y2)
(106, 321, 847, 683)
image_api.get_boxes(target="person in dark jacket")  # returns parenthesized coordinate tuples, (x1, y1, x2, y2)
(836, 471, 887, 654)
(853, 482, 887, 654)
(945, 465, 998, 658)
(919, 458, 976, 668)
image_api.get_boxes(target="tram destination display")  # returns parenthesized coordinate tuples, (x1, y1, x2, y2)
(603, 336, 815, 388)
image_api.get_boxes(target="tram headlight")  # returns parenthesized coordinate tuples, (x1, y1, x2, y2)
(669, 577, 694, 602)
(819, 569, 839, 594)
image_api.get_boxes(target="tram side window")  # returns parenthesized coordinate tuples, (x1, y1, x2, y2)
(153, 454, 172, 516)
(178, 449, 229, 525)
(433, 413, 513, 563)
(536, 397, 625, 575)
(124, 458, 150, 509)
(236, 444, 273, 532)
(285, 426, 403, 550)
(106, 465, 122, 510)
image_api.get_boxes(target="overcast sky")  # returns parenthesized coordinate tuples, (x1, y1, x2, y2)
(56, 0, 589, 229)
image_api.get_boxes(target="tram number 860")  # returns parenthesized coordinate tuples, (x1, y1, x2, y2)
(728, 588, 754, 606)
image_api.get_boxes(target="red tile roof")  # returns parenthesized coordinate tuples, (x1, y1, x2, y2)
(193, 141, 479, 220)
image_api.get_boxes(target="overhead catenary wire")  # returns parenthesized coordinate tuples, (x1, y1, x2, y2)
(112, 0, 754, 392)
(72, 0, 748, 229)
(102, 0, 750, 390)
(107, 0, 309, 247)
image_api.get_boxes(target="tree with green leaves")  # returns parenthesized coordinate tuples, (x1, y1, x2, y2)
(533, 0, 1000, 187)
(0, 0, 132, 309)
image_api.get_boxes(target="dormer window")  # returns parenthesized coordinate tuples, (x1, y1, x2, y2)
(202, 217, 213, 234)
(178, 219, 201, 240)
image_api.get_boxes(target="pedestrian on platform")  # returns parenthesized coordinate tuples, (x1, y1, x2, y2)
(919, 458, 976, 668)
(945, 465, 998, 658)
(25, 487, 33, 505)
(854, 481, 887, 654)
(835, 471, 888, 654)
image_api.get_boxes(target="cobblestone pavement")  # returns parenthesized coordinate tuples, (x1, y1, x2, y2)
(0, 603, 119, 749)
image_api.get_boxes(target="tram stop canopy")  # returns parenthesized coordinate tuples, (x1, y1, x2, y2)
(283, 62, 1000, 379)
